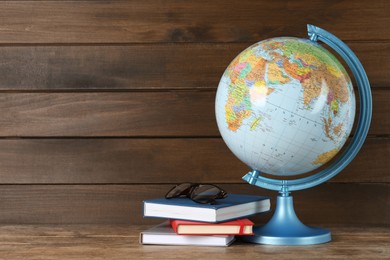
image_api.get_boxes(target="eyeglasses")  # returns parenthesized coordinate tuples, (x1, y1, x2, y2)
(165, 183, 228, 204)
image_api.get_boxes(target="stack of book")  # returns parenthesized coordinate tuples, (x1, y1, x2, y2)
(140, 194, 270, 246)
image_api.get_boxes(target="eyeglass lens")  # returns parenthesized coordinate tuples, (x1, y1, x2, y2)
(165, 183, 194, 198)
(191, 185, 221, 204)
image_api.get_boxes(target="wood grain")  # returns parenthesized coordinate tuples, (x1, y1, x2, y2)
(0, 0, 388, 230)
(0, 225, 389, 260)
(0, 1, 388, 44)
(0, 91, 217, 137)
(0, 184, 387, 225)
(0, 90, 387, 137)
(0, 43, 387, 90)
(0, 137, 387, 184)
(0, 225, 388, 260)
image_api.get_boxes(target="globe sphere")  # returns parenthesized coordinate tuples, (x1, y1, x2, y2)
(215, 37, 356, 176)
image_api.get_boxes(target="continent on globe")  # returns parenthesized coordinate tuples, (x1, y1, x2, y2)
(312, 148, 340, 165)
(215, 37, 356, 176)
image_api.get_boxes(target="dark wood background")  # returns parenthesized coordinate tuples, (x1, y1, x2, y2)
(0, 0, 388, 225)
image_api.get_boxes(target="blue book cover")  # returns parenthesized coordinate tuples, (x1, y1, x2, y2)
(143, 194, 270, 222)
(144, 194, 269, 209)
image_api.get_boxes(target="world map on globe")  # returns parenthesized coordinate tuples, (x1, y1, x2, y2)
(215, 37, 356, 176)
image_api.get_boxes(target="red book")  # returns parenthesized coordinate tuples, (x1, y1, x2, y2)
(170, 218, 254, 235)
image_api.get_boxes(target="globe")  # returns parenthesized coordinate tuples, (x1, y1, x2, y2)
(215, 25, 372, 245)
(216, 37, 356, 176)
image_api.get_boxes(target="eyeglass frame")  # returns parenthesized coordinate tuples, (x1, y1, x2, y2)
(165, 183, 228, 204)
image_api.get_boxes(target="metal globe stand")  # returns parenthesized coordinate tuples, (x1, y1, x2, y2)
(241, 25, 372, 245)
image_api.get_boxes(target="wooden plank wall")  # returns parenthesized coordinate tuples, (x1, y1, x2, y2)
(0, 0, 388, 225)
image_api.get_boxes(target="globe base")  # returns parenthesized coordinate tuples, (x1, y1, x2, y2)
(242, 195, 331, 245)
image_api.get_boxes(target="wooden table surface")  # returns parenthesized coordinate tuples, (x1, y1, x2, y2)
(0, 225, 388, 259)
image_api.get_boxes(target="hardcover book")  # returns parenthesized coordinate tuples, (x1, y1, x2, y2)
(170, 218, 254, 235)
(139, 222, 235, 247)
(143, 194, 270, 222)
